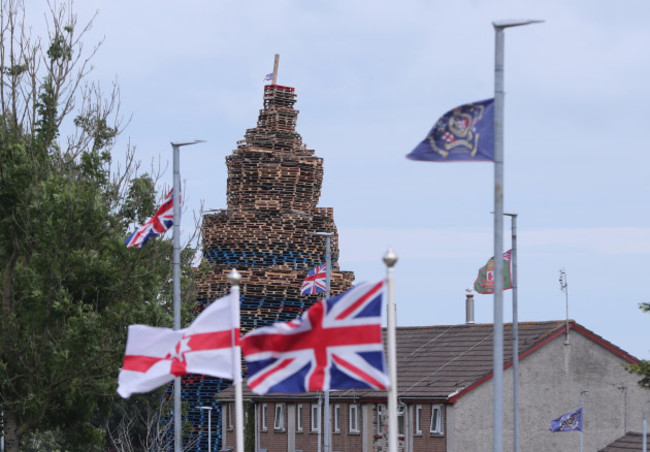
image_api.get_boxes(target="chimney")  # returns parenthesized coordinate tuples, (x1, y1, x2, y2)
(465, 291, 475, 324)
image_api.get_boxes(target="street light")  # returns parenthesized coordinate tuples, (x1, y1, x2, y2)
(196, 406, 213, 452)
(171, 139, 205, 452)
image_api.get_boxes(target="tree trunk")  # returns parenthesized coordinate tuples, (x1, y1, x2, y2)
(3, 410, 20, 452)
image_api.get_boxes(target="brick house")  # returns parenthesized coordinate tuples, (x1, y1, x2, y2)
(218, 318, 648, 452)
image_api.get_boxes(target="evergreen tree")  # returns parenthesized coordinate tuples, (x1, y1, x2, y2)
(0, 2, 196, 450)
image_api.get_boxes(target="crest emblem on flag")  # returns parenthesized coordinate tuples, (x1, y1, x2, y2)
(241, 280, 389, 394)
(407, 98, 495, 162)
(300, 264, 327, 296)
(550, 407, 583, 432)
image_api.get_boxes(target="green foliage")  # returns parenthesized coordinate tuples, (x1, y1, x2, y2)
(0, 1, 199, 450)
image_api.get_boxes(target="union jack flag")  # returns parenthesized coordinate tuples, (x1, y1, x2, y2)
(300, 263, 327, 296)
(125, 188, 178, 248)
(241, 280, 389, 394)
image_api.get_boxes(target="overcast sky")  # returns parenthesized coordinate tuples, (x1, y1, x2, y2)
(29, 1, 650, 361)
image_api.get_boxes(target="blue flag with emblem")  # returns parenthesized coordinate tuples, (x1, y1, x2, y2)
(550, 407, 583, 432)
(407, 98, 495, 162)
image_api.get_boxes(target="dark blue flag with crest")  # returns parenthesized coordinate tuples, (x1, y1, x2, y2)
(407, 98, 495, 162)
(549, 407, 583, 432)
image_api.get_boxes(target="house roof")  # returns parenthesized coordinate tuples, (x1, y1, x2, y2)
(598, 432, 650, 451)
(218, 320, 638, 403)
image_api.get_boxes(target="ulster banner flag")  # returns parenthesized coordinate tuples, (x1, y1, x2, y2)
(117, 292, 241, 398)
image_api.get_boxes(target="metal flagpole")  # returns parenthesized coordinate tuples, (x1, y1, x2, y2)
(271, 54, 280, 85)
(580, 390, 588, 452)
(491, 20, 541, 452)
(171, 140, 204, 452)
(383, 248, 398, 452)
(504, 213, 519, 452)
(310, 231, 333, 452)
(228, 269, 244, 452)
(643, 400, 647, 452)
(559, 269, 569, 344)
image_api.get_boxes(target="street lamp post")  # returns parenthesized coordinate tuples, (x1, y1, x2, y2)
(197, 406, 213, 451)
(491, 20, 541, 452)
(171, 140, 205, 452)
(309, 231, 333, 452)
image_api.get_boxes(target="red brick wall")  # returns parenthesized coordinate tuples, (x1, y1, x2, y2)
(410, 403, 446, 452)
(249, 401, 448, 452)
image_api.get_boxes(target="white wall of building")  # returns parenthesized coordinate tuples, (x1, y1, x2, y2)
(448, 332, 649, 452)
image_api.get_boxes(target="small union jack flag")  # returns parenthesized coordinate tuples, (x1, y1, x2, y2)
(300, 264, 327, 296)
(125, 188, 178, 248)
(241, 280, 389, 394)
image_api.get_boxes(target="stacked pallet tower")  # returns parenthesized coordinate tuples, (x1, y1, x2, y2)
(185, 83, 355, 451)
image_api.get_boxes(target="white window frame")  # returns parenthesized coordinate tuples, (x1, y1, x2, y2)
(333, 404, 341, 433)
(311, 404, 321, 433)
(297, 404, 303, 432)
(397, 404, 405, 436)
(274, 403, 285, 431)
(227, 403, 234, 430)
(349, 404, 360, 433)
(415, 405, 423, 435)
(261, 403, 268, 432)
(376, 404, 385, 435)
(430, 405, 443, 435)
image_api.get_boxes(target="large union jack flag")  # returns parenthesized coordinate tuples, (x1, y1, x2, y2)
(125, 188, 177, 248)
(300, 263, 327, 296)
(241, 280, 389, 394)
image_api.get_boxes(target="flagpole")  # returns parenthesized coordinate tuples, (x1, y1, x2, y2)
(504, 212, 519, 452)
(383, 248, 398, 452)
(171, 140, 204, 452)
(559, 269, 569, 344)
(228, 269, 245, 452)
(643, 400, 647, 452)
(580, 394, 585, 451)
(271, 54, 280, 85)
(491, 20, 541, 452)
(310, 231, 333, 452)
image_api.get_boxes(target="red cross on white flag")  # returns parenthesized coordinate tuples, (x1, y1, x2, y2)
(117, 292, 241, 398)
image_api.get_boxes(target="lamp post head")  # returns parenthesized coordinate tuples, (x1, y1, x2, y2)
(492, 19, 544, 29)
(171, 140, 206, 148)
(309, 231, 333, 237)
(197, 406, 213, 411)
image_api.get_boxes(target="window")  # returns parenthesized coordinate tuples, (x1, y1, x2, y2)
(297, 404, 303, 432)
(415, 405, 423, 435)
(333, 404, 341, 433)
(349, 404, 360, 433)
(397, 405, 405, 436)
(376, 404, 385, 435)
(311, 404, 320, 432)
(274, 404, 285, 431)
(430, 405, 443, 435)
(261, 403, 268, 432)
(227, 403, 233, 430)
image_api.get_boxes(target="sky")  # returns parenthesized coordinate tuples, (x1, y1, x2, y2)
(28, 1, 650, 360)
